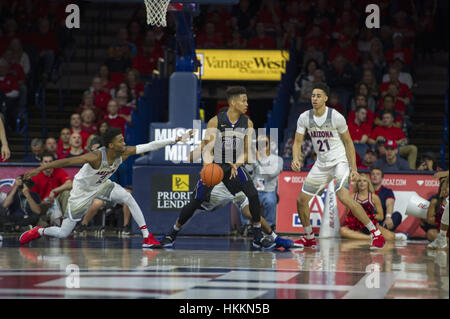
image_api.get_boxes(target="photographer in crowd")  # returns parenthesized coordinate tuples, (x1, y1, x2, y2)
(0, 175, 41, 232)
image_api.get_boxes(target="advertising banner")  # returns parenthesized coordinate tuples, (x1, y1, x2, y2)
(276, 171, 439, 237)
(195, 49, 289, 81)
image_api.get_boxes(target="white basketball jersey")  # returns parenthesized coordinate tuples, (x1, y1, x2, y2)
(72, 147, 122, 192)
(297, 107, 348, 167)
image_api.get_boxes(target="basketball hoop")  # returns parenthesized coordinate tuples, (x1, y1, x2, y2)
(144, 0, 183, 27)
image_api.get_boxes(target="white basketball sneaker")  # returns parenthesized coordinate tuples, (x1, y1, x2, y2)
(427, 234, 448, 250)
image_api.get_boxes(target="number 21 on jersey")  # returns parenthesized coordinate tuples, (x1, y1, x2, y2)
(316, 139, 330, 152)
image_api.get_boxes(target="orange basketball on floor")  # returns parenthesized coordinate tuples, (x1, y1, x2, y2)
(200, 163, 224, 187)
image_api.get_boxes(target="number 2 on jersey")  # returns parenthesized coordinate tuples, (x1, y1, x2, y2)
(317, 139, 330, 152)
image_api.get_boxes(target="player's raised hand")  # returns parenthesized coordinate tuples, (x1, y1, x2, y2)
(176, 129, 196, 143)
(350, 169, 360, 182)
(228, 163, 238, 179)
(291, 159, 303, 172)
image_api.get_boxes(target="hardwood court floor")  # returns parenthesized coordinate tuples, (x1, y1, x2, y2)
(0, 234, 448, 299)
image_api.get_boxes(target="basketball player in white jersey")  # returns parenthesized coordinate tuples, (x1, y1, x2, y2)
(19, 127, 194, 248)
(291, 83, 386, 249)
(428, 170, 449, 249)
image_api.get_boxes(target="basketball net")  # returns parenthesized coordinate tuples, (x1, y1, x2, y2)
(319, 180, 341, 238)
(144, 0, 183, 27)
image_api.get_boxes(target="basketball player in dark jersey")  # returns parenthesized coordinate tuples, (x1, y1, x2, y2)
(160, 86, 275, 249)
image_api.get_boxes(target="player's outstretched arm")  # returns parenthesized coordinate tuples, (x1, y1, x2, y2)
(23, 152, 99, 180)
(339, 129, 359, 181)
(291, 132, 305, 172)
(202, 116, 218, 165)
(124, 129, 195, 159)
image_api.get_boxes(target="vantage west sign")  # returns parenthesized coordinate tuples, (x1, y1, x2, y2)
(195, 49, 289, 81)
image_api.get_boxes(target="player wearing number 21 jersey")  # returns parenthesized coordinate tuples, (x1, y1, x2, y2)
(291, 83, 386, 250)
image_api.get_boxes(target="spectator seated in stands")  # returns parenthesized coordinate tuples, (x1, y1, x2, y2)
(369, 110, 417, 169)
(125, 68, 144, 100)
(324, 54, 356, 107)
(110, 27, 137, 58)
(22, 138, 44, 163)
(299, 69, 326, 103)
(370, 167, 403, 231)
(248, 22, 276, 49)
(127, 21, 143, 48)
(69, 113, 91, 149)
(44, 137, 58, 160)
(97, 120, 110, 136)
(89, 76, 112, 112)
(380, 67, 412, 114)
(0, 18, 20, 55)
(227, 30, 247, 49)
(328, 33, 358, 66)
(294, 59, 319, 102)
(132, 39, 160, 82)
(362, 148, 378, 170)
(77, 90, 105, 123)
(279, 21, 301, 51)
(2, 48, 27, 111)
(385, 32, 413, 67)
(390, 11, 416, 47)
(65, 132, 88, 158)
(0, 58, 20, 131)
(382, 61, 413, 89)
(347, 106, 372, 156)
(349, 82, 376, 114)
(8, 38, 31, 80)
(31, 17, 59, 81)
(196, 22, 224, 49)
(57, 127, 71, 159)
(103, 99, 128, 136)
(374, 95, 403, 128)
(80, 109, 98, 136)
(104, 43, 131, 81)
(0, 176, 41, 232)
(30, 152, 72, 202)
(230, 0, 257, 39)
(360, 68, 379, 101)
(255, 0, 282, 35)
(304, 24, 329, 53)
(368, 37, 387, 75)
(417, 151, 443, 172)
(373, 140, 410, 172)
(115, 89, 133, 123)
(421, 177, 449, 242)
(327, 92, 345, 115)
(98, 64, 117, 96)
(347, 94, 375, 127)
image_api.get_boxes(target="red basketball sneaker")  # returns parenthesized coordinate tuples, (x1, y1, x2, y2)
(143, 234, 162, 248)
(370, 230, 386, 250)
(19, 226, 43, 245)
(294, 235, 317, 248)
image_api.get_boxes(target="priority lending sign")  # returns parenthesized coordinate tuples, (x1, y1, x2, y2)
(195, 49, 289, 81)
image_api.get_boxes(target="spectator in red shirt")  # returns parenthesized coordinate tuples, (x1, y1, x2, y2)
(104, 99, 128, 136)
(80, 109, 98, 135)
(77, 90, 105, 124)
(104, 44, 131, 80)
(196, 22, 224, 49)
(90, 76, 112, 111)
(0, 18, 21, 56)
(280, 21, 301, 51)
(248, 22, 276, 49)
(227, 31, 247, 49)
(368, 110, 417, 169)
(348, 95, 375, 127)
(132, 40, 160, 79)
(69, 113, 91, 149)
(57, 127, 71, 159)
(328, 34, 359, 66)
(98, 64, 117, 96)
(30, 152, 72, 201)
(116, 89, 134, 123)
(255, 0, 282, 34)
(9, 38, 31, 78)
(327, 92, 345, 115)
(65, 132, 88, 158)
(380, 67, 411, 109)
(374, 95, 403, 128)
(304, 25, 329, 52)
(385, 33, 413, 66)
(3, 48, 27, 111)
(347, 106, 372, 144)
(283, 0, 307, 31)
(390, 11, 416, 46)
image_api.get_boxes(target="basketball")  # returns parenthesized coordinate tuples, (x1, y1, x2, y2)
(200, 163, 224, 187)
